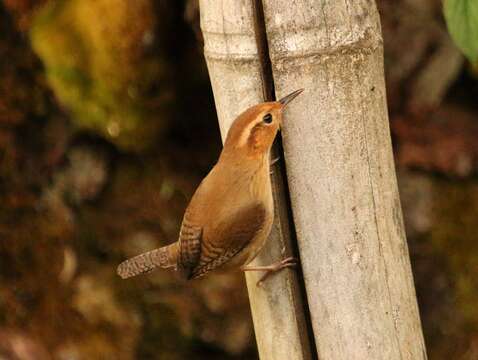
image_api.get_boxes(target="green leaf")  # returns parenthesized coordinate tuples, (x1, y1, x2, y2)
(444, 0, 478, 62)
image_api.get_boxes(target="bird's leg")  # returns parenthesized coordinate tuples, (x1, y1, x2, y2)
(241, 257, 298, 286)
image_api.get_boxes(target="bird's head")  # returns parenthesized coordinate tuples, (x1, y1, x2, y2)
(222, 89, 303, 160)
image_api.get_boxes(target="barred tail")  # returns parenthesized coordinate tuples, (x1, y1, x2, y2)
(117, 242, 179, 279)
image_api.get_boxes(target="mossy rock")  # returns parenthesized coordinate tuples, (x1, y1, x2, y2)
(30, 0, 174, 151)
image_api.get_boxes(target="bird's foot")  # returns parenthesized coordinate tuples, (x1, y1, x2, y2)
(241, 256, 298, 286)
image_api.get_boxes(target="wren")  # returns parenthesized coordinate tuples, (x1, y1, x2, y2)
(117, 89, 304, 285)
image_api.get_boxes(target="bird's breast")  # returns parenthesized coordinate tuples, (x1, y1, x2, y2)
(240, 166, 274, 263)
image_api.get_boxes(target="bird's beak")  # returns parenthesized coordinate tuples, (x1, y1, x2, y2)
(278, 88, 304, 107)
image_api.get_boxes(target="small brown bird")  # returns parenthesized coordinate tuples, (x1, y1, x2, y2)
(117, 89, 303, 285)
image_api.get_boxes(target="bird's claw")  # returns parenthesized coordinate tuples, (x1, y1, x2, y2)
(256, 256, 298, 286)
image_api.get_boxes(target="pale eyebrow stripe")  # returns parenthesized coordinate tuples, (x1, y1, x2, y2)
(237, 120, 260, 147)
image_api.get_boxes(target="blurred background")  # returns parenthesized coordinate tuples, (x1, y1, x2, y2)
(0, 0, 477, 359)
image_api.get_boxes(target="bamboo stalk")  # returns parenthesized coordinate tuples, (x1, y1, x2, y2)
(199, 1, 313, 359)
(261, 0, 427, 358)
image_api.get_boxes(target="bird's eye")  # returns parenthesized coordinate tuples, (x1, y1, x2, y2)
(263, 113, 273, 124)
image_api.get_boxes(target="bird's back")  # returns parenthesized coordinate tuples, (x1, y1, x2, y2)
(177, 158, 274, 278)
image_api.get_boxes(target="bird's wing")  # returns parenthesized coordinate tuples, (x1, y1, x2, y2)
(190, 203, 267, 279)
(177, 217, 203, 278)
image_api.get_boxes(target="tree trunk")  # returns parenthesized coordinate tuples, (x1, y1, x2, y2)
(261, 0, 427, 359)
(200, 0, 427, 359)
(199, 1, 314, 359)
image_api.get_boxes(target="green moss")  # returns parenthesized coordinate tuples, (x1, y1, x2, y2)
(30, 0, 173, 151)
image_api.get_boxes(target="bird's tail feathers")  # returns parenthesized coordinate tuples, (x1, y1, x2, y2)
(117, 243, 178, 279)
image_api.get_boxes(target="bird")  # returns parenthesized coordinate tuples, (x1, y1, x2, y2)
(117, 89, 304, 285)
